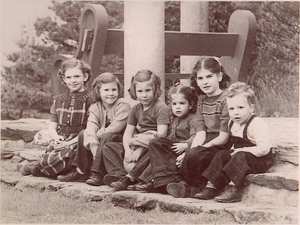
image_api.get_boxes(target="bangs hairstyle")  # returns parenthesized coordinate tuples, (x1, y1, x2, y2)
(190, 56, 231, 94)
(128, 70, 162, 100)
(168, 85, 198, 113)
(225, 82, 256, 105)
(57, 58, 92, 83)
(92, 72, 123, 101)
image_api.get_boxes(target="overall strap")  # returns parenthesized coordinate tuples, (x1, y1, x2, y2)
(228, 120, 234, 135)
(243, 115, 256, 140)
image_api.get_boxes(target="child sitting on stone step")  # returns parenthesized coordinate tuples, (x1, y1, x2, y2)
(194, 82, 274, 203)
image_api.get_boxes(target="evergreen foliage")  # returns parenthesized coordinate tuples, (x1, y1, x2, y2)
(1, 1, 298, 119)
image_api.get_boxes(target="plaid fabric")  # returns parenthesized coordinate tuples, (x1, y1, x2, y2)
(202, 115, 274, 189)
(41, 142, 77, 176)
(41, 90, 92, 176)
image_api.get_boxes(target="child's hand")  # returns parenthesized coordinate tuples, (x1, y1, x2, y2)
(54, 135, 65, 145)
(176, 153, 186, 168)
(124, 148, 134, 163)
(130, 147, 143, 162)
(171, 143, 188, 154)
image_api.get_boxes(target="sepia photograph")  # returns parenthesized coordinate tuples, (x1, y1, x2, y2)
(1, 0, 298, 224)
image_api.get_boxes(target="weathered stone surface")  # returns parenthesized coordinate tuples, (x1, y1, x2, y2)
(247, 171, 298, 191)
(242, 183, 298, 207)
(0, 171, 298, 224)
(1, 119, 49, 132)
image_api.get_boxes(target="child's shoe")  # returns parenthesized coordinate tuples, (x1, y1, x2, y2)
(166, 181, 200, 198)
(110, 176, 135, 190)
(86, 172, 104, 186)
(103, 174, 122, 186)
(214, 185, 242, 203)
(193, 187, 219, 200)
(57, 169, 87, 182)
(20, 164, 33, 176)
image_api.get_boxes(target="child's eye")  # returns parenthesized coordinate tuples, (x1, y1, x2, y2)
(171, 102, 176, 105)
(238, 106, 244, 109)
(228, 107, 234, 110)
(197, 77, 203, 80)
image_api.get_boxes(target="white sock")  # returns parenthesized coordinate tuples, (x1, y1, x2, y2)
(126, 174, 135, 182)
(206, 181, 216, 189)
(76, 167, 84, 175)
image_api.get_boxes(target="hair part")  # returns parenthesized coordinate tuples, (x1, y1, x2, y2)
(92, 72, 123, 101)
(128, 70, 162, 100)
(190, 56, 231, 94)
(57, 58, 93, 83)
(225, 81, 256, 105)
(168, 85, 198, 113)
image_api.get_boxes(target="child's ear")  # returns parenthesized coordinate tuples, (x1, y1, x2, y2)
(250, 104, 255, 113)
(83, 73, 89, 82)
(217, 72, 223, 82)
(62, 76, 66, 83)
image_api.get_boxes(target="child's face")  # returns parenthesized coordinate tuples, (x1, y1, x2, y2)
(170, 93, 191, 118)
(196, 68, 222, 96)
(99, 82, 119, 108)
(226, 94, 254, 124)
(135, 80, 155, 108)
(63, 68, 88, 92)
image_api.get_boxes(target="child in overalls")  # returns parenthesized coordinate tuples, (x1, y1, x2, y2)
(195, 82, 274, 202)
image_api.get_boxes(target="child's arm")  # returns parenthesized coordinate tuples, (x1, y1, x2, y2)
(123, 124, 136, 163)
(231, 118, 272, 157)
(97, 100, 131, 138)
(191, 130, 206, 148)
(48, 122, 64, 144)
(203, 131, 229, 148)
(156, 124, 168, 137)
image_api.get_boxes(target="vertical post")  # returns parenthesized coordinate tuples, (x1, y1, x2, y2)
(124, 1, 165, 100)
(180, 1, 209, 78)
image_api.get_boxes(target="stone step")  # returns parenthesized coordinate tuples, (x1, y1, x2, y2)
(0, 172, 298, 224)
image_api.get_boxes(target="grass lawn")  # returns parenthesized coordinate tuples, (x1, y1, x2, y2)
(0, 183, 241, 224)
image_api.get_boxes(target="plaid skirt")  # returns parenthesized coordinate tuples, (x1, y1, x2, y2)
(40, 140, 77, 176)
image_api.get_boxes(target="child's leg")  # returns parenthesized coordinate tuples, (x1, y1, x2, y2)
(222, 151, 274, 188)
(102, 142, 127, 185)
(148, 137, 183, 188)
(180, 145, 225, 188)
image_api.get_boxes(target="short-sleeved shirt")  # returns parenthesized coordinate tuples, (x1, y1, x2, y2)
(194, 92, 229, 133)
(50, 90, 92, 135)
(167, 113, 196, 148)
(127, 99, 170, 133)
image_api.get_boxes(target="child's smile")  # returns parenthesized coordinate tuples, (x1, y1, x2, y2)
(99, 82, 119, 108)
(196, 68, 222, 97)
(63, 68, 88, 92)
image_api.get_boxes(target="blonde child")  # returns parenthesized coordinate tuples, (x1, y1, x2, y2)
(57, 72, 131, 184)
(166, 56, 232, 198)
(195, 82, 274, 202)
(101, 69, 170, 190)
(137, 84, 198, 193)
(20, 58, 93, 178)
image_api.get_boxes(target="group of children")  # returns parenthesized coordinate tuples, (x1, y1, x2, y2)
(20, 56, 274, 203)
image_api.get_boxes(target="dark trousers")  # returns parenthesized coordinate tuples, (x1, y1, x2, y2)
(148, 137, 184, 188)
(202, 150, 274, 189)
(71, 130, 93, 175)
(91, 133, 123, 177)
(102, 142, 150, 181)
(180, 144, 228, 188)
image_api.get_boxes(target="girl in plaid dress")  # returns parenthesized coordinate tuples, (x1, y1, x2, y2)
(20, 58, 93, 178)
(195, 82, 274, 202)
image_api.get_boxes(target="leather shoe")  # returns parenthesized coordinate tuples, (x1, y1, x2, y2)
(193, 187, 219, 200)
(166, 181, 200, 198)
(132, 181, 154, 192)
(86, 172, 104, 186)
(57, 169, 87, 182)
(214, 185, 242, 203)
